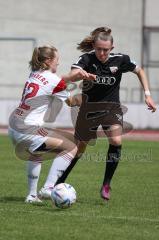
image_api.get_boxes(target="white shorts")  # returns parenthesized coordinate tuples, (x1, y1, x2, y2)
(8, 127, 48, 154)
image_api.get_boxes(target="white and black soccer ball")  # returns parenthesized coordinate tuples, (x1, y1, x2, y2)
(51, 183, 77, 209)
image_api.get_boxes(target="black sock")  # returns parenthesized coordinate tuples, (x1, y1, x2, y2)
(103, 144, 122, 185)
(55, 156, 80, 185)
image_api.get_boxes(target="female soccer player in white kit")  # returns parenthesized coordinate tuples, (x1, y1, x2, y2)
(9, 45, 95, 203)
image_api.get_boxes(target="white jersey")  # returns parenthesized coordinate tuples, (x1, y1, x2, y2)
(9, 70, 69, 133)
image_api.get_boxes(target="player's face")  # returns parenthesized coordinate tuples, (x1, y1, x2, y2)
(47, 51, 59, 73)
(93, 40, 114, 63)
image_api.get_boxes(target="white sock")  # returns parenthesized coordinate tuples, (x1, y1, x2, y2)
(44, 152, 73, 188)
(27, 160, 42, 196)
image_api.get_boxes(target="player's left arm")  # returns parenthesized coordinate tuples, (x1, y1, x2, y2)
(133, 67, 157, 112)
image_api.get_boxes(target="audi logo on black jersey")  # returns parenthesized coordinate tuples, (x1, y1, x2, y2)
(96, 76, 116, 85)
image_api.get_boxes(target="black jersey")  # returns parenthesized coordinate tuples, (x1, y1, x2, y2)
(72, 51, 137, 103)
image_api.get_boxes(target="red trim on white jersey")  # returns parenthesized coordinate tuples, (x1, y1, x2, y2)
(37, 128, 48, 137)
(52, 79, 66, 94)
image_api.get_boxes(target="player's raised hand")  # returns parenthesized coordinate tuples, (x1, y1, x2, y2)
(145, 96, 157, 112)
(62, 69, 96, 82)
(87, 73, 96, 80)
(71, 69, 96, 81)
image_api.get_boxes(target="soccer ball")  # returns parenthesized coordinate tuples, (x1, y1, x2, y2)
(51, 183, 77, 209)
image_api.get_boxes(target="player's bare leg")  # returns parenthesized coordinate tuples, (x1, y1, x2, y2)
(38, 130, 78, 199)
(55, 140, 88, 185)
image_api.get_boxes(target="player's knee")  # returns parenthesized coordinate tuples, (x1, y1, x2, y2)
(109, 138, 122, 146)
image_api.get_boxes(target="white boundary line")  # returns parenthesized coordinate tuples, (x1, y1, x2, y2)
(0, 207, 158, 223)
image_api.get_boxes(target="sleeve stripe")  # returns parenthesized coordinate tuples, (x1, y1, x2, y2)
(52, 79, 67, 94)
(71, 65, 83, 69)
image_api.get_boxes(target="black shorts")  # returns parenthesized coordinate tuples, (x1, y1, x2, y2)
(74, 103, 123, 141)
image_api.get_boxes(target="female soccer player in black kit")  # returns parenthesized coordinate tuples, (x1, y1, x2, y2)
(56, 27, 156, 201)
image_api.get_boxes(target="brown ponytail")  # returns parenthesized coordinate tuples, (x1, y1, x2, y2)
(91, 27, 111, 36)
(29, 45, 57, 71)
(77, 36, 94, 52)
(77, 27, 113, 53)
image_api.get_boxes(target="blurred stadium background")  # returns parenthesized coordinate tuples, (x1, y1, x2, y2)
(0, 0, 159, 130)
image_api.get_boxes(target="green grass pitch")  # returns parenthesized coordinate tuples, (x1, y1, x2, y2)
(0, 135, 159, 240)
